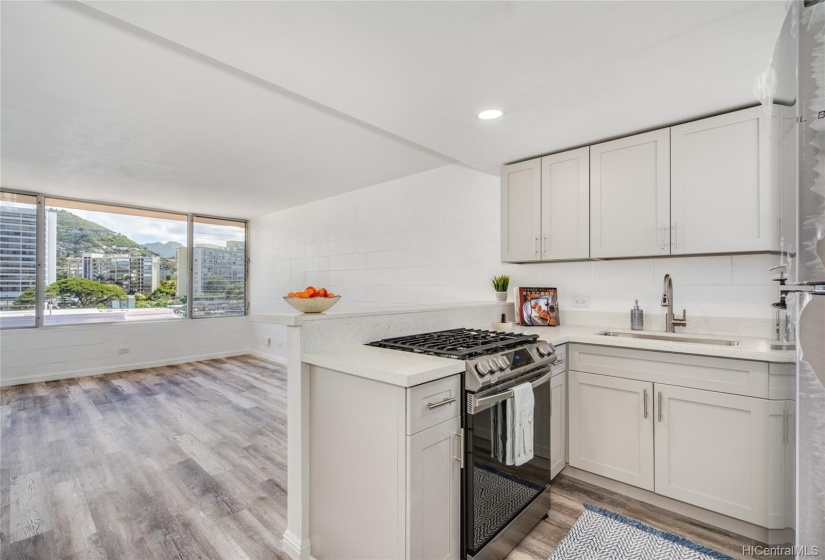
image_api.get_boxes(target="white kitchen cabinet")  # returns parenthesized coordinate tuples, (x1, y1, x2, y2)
(309, 367, 462, 560)
(408, 416, 461, 560)
(549, 371, 567, 479)
(670, 106, 778, 255)
(590, 129, 670, 258)
(501, 149, 589, 262)
(785, 401, 795, 532)
(501, 159, 542, 262)
(540, 148, 590, 260)
(568, 370, 654, 490)
(653, 384, 769, 526)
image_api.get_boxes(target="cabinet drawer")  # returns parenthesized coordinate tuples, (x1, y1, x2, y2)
(569, 344, 769, 398)
(407, 375, 461, 435)
(551, 344, 567, 376)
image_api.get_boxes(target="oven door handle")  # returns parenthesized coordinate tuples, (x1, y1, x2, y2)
(470, 369, 553, 412)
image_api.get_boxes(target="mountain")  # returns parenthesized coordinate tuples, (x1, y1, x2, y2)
(54, 209, 142, 258)
(142, 241, 183, 258)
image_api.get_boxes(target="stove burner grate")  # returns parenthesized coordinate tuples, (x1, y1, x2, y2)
(368, 328, 539, 359)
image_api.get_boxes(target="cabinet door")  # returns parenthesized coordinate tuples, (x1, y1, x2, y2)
(654, 384, 769, 526)
(784, 400, 795, 532)
(768, 400, 788, 530)
(550, 372, 567, 479)
(568, 371, 654, 490)
(671, 106, 777, 254)
(501, 159, 542, 262)
(540, 148, 589, 260)
(407, 416, 461, 560)
(590, 129, 670, 258)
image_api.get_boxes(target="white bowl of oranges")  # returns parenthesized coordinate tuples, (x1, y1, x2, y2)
(284, 286, 340, 313)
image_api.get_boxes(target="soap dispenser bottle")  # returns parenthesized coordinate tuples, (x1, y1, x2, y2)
(631, 300, 644, 331)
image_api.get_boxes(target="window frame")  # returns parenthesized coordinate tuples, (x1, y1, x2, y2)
(0, 189, 249, 329)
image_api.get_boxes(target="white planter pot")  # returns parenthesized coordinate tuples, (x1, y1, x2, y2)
(495, 291, 508, 302)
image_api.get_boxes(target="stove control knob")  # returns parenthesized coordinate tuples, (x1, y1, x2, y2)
(475, 361, 492, 376)
(537, 343, 554, 357)
(487, 359, 501, 372)
(497, 357, 510, 370)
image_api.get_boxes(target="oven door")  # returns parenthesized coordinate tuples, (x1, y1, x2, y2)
(464, 365, 553, 560)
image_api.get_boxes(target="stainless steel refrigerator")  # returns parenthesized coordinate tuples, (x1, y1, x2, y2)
(759, 0, 825, 552)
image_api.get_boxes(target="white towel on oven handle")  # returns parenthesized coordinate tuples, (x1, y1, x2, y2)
(510, 382, 534, 466)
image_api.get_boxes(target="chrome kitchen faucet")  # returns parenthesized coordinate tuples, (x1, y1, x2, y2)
(661, 274, 687, 333)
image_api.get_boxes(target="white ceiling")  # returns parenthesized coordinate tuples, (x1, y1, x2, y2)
(1, 1, 786, 218)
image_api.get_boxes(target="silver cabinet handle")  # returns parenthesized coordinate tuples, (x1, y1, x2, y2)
(643, 389, 648, 419)
(428, 396, 456, 410)
(657, 391, 663, 422)
(542, 236, 547, 256)
(660, 223, 666, 250)
(455, 428, 464, 469)
(554, 358, 566, 367)
(535, 235, 539, 256)
(783, 410, 788, 445)
(673, 222, 679, 250)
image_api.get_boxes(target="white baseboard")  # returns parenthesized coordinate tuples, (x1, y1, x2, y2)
(247, 350, 288, 366)
(0, 349, 252, 387)
(282, 530, 313, 560)
(561, 466, 782, 544)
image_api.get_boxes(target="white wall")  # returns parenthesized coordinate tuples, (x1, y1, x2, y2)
(248, 163, 780, 359)
(0, 317, 250, 386)
(250, 164, 501, 313)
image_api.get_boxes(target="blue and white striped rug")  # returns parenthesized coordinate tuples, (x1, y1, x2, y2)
(548, 504, 735, 560)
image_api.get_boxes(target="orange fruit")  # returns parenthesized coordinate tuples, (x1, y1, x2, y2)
(318, 288, 328, 297)
(327, 292, 335, 298)
(287, 292, 296, 298)
(298, 291, 310, 298)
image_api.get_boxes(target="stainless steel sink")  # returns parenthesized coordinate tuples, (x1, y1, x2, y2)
(598, 331, 740, 346)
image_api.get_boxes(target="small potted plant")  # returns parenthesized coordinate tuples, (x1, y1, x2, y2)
(490, 274, 510, 302)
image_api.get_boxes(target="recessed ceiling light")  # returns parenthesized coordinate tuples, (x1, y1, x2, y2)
(477, 109, 504, 120)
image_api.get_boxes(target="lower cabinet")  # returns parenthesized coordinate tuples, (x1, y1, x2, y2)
(653, 384, 769, 526)
(549, 372, 567, 479)
(309, 367, 462, 560)
(567, 348, 794, 530)
(568, 371, 654, 491)
(407, 416, 462, 560)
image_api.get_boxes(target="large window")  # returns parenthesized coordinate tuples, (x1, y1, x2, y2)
(43, 199, 189, 326)
(190, 216, 247, 317)
(0, 192, 38, 328)
(0, 191, 247, 328)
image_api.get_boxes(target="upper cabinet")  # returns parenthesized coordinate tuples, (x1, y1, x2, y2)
(590, 129, 671, 259)
(670, 106, 778, 255)
(501, 105, 779, 262)
(501, 148, 589, 262)
(501, 159, 542, 262)
(541, 148, 590, 261)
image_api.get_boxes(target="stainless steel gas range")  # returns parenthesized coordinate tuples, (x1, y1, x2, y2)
(369, 328, 558, 560)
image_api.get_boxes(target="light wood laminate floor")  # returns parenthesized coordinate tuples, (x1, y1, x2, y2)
(1, 356, 774, 560)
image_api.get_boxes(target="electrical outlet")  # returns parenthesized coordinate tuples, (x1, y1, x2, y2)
(572, 295, 590, 308)
(264, 337, 272, 347)
(118, 347, 130, 355)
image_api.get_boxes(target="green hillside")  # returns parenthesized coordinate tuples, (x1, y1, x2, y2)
(54, 210, 156, 269)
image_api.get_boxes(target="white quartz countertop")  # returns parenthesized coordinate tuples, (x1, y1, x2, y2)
(512, 325, 796, 363)
(302, 325, 795, 388)
(303, 345, 464, 387)
(250, 301, 506, 326)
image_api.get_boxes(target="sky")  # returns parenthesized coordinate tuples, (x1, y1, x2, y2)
(68, 209, 188, 245)
(61, 209, 244, 247)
